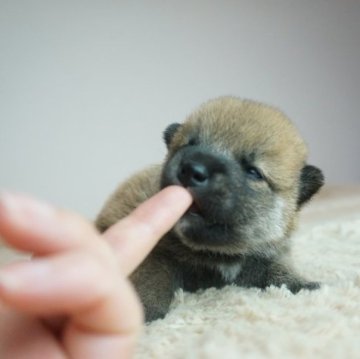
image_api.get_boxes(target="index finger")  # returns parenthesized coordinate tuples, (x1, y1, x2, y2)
(103, 186, 192, 275)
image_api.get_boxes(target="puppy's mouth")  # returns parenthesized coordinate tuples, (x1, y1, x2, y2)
(183, 190, 222, 225)
(185, 190, 204, 217)
(176, 192, 237, 250)
(187, 196, 201, 214)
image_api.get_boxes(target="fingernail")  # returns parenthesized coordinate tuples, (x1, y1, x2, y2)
(0, 192, 56, 223)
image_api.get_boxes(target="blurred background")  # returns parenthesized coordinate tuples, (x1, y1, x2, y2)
(1, 0, 359, 218)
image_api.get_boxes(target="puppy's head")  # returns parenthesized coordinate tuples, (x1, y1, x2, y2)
(161, 97, 324, 256)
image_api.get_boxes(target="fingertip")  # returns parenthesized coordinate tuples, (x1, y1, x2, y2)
(0, 191, 103, 256)
(157, 185, 193, 207)
(0, 191, 57, 242)
(0, 191, 56, 221)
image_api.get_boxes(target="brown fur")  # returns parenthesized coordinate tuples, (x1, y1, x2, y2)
(96, 97, 324, 322)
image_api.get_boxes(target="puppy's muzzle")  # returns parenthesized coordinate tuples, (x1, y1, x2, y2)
(176, 150, 227, 189)
(178, 160, 209, 187)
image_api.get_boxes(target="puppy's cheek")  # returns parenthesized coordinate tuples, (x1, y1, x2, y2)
(237, 195, 287, 245)
(259, 196, 287, 241)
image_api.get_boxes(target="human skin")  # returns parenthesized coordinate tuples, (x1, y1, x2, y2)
(0, 186, 192, 359)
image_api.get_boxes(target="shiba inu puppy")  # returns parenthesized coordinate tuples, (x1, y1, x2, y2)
(96, 97, 324, 322)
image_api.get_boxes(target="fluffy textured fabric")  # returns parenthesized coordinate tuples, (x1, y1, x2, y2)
(136, 187, 360, 359)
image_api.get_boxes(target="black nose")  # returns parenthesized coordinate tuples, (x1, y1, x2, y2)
(178, 161, 209, 187)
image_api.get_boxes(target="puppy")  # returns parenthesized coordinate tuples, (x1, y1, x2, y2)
(96, 97, 324, 322)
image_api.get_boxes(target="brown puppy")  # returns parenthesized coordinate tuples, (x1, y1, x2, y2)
(96, 97, 324, 322)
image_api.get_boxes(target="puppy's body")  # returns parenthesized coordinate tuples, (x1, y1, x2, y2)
(96, 97, 324, 322)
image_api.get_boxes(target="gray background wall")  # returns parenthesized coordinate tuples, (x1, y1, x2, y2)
(1, 0, 359, 218)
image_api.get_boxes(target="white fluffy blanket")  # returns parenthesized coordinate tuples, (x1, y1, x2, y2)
(136, 187, 360, 359)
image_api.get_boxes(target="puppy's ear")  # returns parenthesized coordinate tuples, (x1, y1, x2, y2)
(163, 123, 182, 148)
(297, 165, 324, 208)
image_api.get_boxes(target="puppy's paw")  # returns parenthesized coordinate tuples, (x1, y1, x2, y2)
(287, 280, 320, 293)
(144, 305, 168, 323)
(302, 281, 321, 291)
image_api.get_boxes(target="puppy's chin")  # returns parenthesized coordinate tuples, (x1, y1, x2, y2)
(173, 214, 245, 254)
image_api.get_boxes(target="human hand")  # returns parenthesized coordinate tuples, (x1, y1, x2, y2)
(0, 186, 192, 359)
